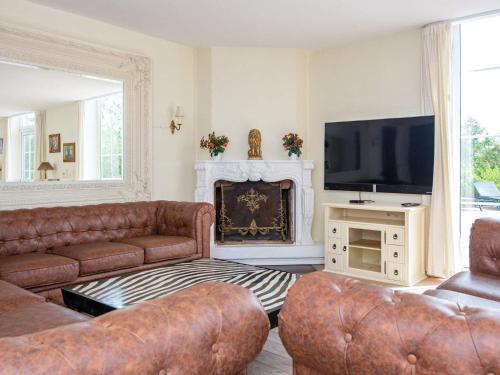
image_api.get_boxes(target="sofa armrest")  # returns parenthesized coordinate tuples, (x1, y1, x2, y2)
(0, 282, 269, 375)
(279, 271, 500, 375)
(156, 201, 216, 258)
(469, 217, 500, 276)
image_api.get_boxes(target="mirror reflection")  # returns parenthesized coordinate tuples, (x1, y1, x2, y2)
(0, 60, 124, 182)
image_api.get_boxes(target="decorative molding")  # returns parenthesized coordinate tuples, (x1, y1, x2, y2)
(0, 22, 152, 209)
(195, 160, 315, 262)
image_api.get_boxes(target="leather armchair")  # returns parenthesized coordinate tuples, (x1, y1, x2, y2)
(279, 271, 500, 375)
(0, 282, 269, 375)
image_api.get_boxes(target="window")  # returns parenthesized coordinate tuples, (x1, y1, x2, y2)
(98, 93, 123, 180)
(80, 92, 123, 180)
(456, 15, 500, 262)
(8, 112, 36, 182)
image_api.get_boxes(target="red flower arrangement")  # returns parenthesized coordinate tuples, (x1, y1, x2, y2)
(282, 132, 303, 157)
(200, 132, 229, 157)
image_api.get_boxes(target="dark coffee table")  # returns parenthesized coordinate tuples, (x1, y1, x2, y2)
(62, 259, 298, 328)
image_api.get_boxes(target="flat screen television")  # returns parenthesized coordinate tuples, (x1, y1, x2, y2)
(324, 116, 435, 195)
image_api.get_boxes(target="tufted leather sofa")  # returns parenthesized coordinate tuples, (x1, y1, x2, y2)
(279, 218, 500, 375)
(0, 280, 269, 375)
(0, 201, 215, 294)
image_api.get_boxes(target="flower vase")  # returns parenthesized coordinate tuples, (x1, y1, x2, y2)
(211, 153, 222, 161)
(289, 153, 299, 160)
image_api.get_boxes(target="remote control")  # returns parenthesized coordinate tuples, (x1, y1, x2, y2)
(401, 203, 420, 207)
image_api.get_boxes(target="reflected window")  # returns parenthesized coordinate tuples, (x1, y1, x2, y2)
(6, 112, 35, 182)
(80, 92, 123, 180)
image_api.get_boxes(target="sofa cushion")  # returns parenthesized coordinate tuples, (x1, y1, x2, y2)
(0, 280, 46, 313)
(118, 235, 196, 263)
(0, 302, 89, 338)
(425, 288, 500, 310)
(437, 270, 500, 302)
(0, 253, 79, 288)
(49, 241, 144, 276)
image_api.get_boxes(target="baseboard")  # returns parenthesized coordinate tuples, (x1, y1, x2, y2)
(211, 243, 324, 265)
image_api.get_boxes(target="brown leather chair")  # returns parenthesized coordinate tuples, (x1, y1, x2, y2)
(0, 201, 215, 294)
(279, 218, 500, 375)
(427, 217, 500, 307)
(0, 281, 269, 375)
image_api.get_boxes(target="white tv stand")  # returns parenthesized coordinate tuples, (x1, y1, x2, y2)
(323, 202, 426, 286)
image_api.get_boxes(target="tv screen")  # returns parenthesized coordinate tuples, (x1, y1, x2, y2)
(324, 116, 435, 195)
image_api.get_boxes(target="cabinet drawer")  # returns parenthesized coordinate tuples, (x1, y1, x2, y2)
(387, 245, 405, 264)
(326, 252, 343, 272)
(327, 238, 343, 254)
(327, 221, 343, 238)
(387, 227, 404, 245)
(387, 262, 404, 282)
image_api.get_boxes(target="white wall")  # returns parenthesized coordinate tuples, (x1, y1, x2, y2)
(0, 0, 197, 202)
(45, 102, 79, 180)
(196, 48, 309, 160)
(309, 30, 426, 241)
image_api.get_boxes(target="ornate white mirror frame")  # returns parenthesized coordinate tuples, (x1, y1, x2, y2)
(0, 23, 152, 209)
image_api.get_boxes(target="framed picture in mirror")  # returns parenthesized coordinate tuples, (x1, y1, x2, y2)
(49, 134, 61, 153)
(63, 143, 76, 162)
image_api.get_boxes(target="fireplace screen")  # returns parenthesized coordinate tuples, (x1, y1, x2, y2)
(215, 180, 294, 244)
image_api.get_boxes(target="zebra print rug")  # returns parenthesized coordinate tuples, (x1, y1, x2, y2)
(64, 259, 298, 315)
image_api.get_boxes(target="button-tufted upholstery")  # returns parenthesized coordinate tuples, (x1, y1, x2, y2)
(0, 201, 215, 291)
(279, 271, 500, 375)
(437, 217, 500, 304)
(0, 282, 269, 375)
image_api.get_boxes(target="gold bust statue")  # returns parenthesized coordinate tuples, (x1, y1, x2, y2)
(248, 129, 262, 160)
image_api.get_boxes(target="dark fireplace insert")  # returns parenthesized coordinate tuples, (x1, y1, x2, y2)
(214, 180, 294, 244)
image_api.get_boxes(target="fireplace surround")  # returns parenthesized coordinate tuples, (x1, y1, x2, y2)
(195, 160, 323, 264)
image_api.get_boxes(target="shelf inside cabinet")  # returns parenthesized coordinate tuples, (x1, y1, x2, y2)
(349, 239, 381, 250)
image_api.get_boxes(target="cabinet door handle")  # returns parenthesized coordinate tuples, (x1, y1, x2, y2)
(332, 257, 337, 264)
(393, 252, 399, 258)
(332, 244, 337, 250)
(332, 228, 337, 234)
(393, 234, 398, 240)
(343, 246, 347, 252)
(394, 269, 399, 276)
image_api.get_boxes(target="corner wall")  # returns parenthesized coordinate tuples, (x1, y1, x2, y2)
(196, 48, 309, 160)
(309, 30, 426, 241)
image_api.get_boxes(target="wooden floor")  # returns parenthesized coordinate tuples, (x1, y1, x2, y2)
(248, 328, 292, 375)
(247, 265, 443, 374)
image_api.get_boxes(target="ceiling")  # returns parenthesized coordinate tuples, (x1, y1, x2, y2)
(0, 61, 122, 117)
(29, 0, 500, 48)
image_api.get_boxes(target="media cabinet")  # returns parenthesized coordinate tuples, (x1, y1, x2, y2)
(323, 202, 426, 286)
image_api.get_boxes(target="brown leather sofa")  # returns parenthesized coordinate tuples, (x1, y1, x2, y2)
(279, 217, 500, 375)
(0, 201, 215, 296)
(0, 279, 269, 375)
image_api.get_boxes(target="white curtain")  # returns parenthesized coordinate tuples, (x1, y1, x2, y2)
(422, 22, 461, 278)
(35, 110, 46, 180)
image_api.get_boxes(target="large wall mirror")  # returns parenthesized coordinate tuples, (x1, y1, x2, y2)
(0, 23, 151, 209)
(0, 60, 124, 182)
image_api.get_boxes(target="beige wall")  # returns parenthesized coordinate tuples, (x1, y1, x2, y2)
(44, 102, 79, 180)
(309, 30, 427, 241)
(196, 47, 309, 160)
(0, 0, 197, 201)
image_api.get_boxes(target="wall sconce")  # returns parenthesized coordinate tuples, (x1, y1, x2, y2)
(170, 106, 184, 134)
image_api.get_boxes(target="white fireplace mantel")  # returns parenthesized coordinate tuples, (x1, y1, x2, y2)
(194, 159, 322, 265)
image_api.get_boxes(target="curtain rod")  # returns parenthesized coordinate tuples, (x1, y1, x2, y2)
(425, 8, 500, 27)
